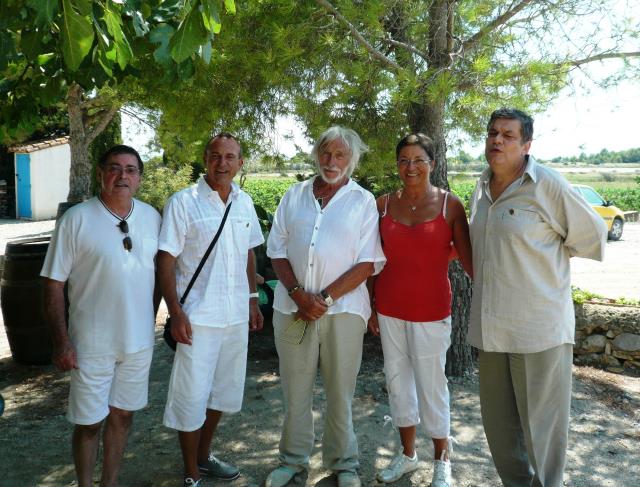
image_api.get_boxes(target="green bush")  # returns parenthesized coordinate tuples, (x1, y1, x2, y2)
(242, 177, 296, 214)
(594, 186, 640, 211)
(137, 159, 193, 211)
(450, 181, 477, 211)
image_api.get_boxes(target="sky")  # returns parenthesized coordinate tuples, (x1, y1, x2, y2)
(123, 71, 639, 163)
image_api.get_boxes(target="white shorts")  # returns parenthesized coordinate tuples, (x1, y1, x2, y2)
(67, 347, 154, 425)
(163, 323, 248, 432)
(378, 313, 451, 439)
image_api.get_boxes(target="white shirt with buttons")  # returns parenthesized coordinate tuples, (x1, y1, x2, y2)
(267, 177, 386, 323)
(159, 177, 264, 328)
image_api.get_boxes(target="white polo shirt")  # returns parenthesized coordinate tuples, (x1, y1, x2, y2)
(159, 178, 264, 328)
(40, 197, 161, 356)
(267, 177, 385, 323)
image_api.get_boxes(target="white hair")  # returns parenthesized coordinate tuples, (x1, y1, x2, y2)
(311, 126, 368, 178)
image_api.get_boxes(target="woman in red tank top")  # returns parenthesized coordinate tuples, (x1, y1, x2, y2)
(368, 134, 472, 486)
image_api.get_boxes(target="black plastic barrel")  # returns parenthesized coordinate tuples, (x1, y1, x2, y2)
(1, 237, 52, 365)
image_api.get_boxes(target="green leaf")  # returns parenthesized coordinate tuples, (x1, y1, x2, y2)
(150, 24, 175, 65)
(114, 36, 134, 70)
(132, 10, 150, 36)
(19, 30, 44, 61)
(103, 6, 124, 43)
(200, 40, 212, 63)
(60, 0, 95, 70)
(201, 0, 221, 33)
(73, 0, 92, 17)
(224, 0, 236, 15)
(27, 0, 58, 27)
(93, 43, 113, 77)
(168, 4, 208, 63)
(0, 30, 16, 70)
(102, 4, 135, 70)
(37, 52, 56, 65)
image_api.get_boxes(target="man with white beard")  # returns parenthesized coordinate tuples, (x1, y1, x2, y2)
(265, 127, 385, 487)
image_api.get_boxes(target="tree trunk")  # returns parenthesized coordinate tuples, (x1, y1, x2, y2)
(66, 84, 92, 202)
(408, 0, 474, 377)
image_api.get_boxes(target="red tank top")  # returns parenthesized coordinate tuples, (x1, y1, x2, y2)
(374, 193, 453, 322)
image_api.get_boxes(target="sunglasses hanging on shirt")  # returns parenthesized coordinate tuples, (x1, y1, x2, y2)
(98, 196, 134, 252)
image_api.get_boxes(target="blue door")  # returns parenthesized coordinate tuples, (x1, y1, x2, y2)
(16, 154, 32, 218)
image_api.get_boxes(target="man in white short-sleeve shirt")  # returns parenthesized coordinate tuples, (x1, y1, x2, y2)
(157, 133, 264, 487)
(265, 126, 386, 487)
(41, 145, 161, 487)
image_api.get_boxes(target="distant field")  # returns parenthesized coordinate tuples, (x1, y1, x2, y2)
(243, 165, 640, 213)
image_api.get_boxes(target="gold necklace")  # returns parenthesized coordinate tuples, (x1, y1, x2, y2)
(399, 189, 430, 211)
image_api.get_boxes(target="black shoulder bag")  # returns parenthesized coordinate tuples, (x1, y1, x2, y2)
(163, 202, 233, 350)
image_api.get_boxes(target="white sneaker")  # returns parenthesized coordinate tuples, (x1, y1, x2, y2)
(376, 451, 419, 483)
(431, 458, 452, 487)
(431, 436, 454, 487)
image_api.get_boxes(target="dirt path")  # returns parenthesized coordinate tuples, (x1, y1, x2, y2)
(0, 317, 639, 487)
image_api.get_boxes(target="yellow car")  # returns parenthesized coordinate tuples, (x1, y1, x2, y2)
(573, 184, 625, 241)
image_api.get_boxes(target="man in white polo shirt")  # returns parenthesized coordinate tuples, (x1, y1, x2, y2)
(42, 145, 161, 487)
(158, 132, 264, 487)
(265, 126, 385, 487)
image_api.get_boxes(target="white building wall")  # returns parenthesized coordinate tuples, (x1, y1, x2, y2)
(30, 144, 70, 220)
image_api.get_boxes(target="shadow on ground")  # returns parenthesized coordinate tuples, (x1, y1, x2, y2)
(1, 326, 638, 486)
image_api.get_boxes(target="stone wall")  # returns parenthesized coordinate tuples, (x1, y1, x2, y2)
(574, 302, 640, 373)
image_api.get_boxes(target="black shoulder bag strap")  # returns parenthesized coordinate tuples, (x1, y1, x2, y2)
(179, 201, 232, 305)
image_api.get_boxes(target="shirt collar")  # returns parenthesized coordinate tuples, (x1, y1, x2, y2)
(480, 154, 538, 187)
(197, 175, 240, 202)
(305, 175, 364, 194)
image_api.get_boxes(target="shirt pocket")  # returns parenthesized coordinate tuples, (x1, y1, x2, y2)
(232, 218, 251, 253)
(499, 206, 550, 243)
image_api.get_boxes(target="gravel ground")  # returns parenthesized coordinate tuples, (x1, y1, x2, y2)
(0, 324, 639, 486)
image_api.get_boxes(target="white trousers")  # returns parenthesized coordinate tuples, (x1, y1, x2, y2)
(379, 313, 451, 439)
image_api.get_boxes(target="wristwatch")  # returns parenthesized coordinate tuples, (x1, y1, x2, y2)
(287, 284, 303, 296)
(320, 289, 334, 307)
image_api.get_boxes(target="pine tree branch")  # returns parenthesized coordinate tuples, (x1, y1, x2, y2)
(314, 0, 402, 71)
(566, 50, 640, 67)
(462, 0, 537, 53)
(380, 37, 430, 63)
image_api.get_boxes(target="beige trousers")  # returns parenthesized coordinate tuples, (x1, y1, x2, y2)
(479, 344, 573, 487)
(273, 310, 366, 472)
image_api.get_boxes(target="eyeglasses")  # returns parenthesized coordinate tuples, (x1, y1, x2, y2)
(118, 220, 133, 251)
(397, 158, 430, 166)
(105, 164, 140, 175)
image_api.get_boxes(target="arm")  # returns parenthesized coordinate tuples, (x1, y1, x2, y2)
(448, 194, 474, 278)
(43, 278, 77, 371)
(247, 248, 264, 332)
(271, 257, 328, 321)
(156, 250, 193, 345)
(366, 275, 380, 336)
(153, 268, 162, 318)
(321, 261, 375, 302)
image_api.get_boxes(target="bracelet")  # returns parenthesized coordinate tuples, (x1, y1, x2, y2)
(287, 284, 303, 296)
(249, 292, 259, 299)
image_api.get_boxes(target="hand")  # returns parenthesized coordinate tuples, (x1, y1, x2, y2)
(171, 309, 193, 346)
(249, 299, 264, 332)
(52, 340, 78, 371)
(292, 290, 328, 321)
(367, 311, 380, 336)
